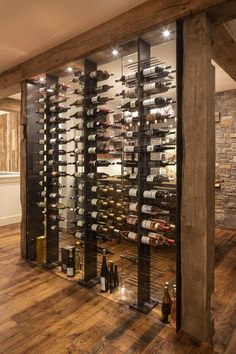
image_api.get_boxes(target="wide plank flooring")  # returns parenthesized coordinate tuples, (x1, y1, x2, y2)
(0, 224, 235, 354)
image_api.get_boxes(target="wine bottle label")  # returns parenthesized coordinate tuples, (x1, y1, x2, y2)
(67, 267, 74, 276)
(147, 145, 155, 152)
(77, 220, 84, 227)
(41, 191, 46, 197)
(38, 129, 45, 134)
(38, 119, 45, 124)
(91, 186, 98, 192)
(39, 140, 45, 145)
(126, 132, 133, 138)
(78, 208, 84, 215)
(39, 87, 46, 93)
(100, 276, 106, 291)
(130, 100, 137, 108)
(91, 211, 98, 218)
(143, 98, 156, 107)
(124, 146, 135, 153)
(74, 172, 83, 178)
(127, 217, 137, 225)
(146, 175, 155, 182)
(49, 193, 57, 198)
(141, 236, 151, 245)
(129, 188, 137, 197)
(143, 66, 156, 77)
(141, 205, 152, 213)
(143, 82, 156, 91)
(78, 196, 84, 203)
(91, 224, 98, 231)
(88, 134, 96, 141)
(142, 220, 152, 229)
(78, 184, 83, 190)
(38, 161, 44, 166)
(91, 198, 98, 206)
(50, 128, 57, 133)
(130, 203, 138, 211)
(38, 108, 45, 113)
(125, 73, 136, 81)
(48, 161, 53, 166)
(128, 232, 138, 241)
(87, 173, 95, 179)
(143, 190, 154, 198)
(87, 109, 94, 116)
(87, 122, 94, 128)
(39, 171, 44, 176)
(88, 147, 96, 154)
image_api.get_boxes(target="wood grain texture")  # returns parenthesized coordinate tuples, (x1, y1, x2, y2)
(0, 98, 20, 112)
(0, 111, 20, 171)
(0, 224, 235, 353)
(181, 12, 215, 341)
(0, 0, 232, 98)
(212, 23, 236, 81)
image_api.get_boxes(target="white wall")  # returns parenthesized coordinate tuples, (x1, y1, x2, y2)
(0, 173, 21, 226)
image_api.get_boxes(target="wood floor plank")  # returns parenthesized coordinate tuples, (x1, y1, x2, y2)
(0, 223, 235, 354)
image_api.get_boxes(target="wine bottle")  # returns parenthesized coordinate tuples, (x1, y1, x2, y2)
(87, 172, 110, 179)
(69, 111, 84, 119)
(49, 214, 65, 222)
(37, 137, 71, 145)
(49, 105, 69, 113)
(142, 65, 173, 79)
(95, 84, 114, 93)
(89, 160, 115, 167)
(49, 127, 68, 134)
(115, 72, 138, 83)
(144, 128, 174, 138)
(69, 123, 84, 130)
(141, 205, 170, 216)
(70, 135, 84, 143)
(117, 100, 138, 110)
(36, 107, 46, 114)
(73, 70, 114, 83)
(36, 118, 45, 124)
(144, 144, 175, 153)
(49, 93, 67, 103)
(87, 133, 109, 141)
(49, 202, 66, 210)
(86, 108, 112, 116)
(38, 181, 66, 188)
(70, 195, 84, 203)
(49, 83, 70, 92)
(68, 147, 84, 155)
(90, 96, 114, 105)
(49, 116, 70, 124)
(100, 249, 108, 293)
(143, 81, 172, 93)
(38, 171, 68, 178)
(142, 97, 174, 108)
(161, 286, 172, 323)
(145, 175, 170, 183)
(70, 98, 84, 107)
(121, 231, 138, 242)
(87, 147, 110, 154)
(67, 248, 75, 277)
(116, 87, 137, 98)
(86, 121, 111, 129)
(114, 263, 119, 289)
(109, 261, 115, 293)
(145, 113, 174, 123)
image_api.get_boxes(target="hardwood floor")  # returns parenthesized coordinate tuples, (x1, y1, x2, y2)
(0, 224, 235, 354)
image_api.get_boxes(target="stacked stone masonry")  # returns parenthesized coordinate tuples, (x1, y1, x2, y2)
(215, 89, 236, 229)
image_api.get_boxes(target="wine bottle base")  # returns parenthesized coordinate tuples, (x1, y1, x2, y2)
(129, 297, 159, 314)
(78, 276, 100, 289)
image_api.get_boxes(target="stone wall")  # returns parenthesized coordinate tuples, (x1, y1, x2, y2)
(215, 89, 236, 229)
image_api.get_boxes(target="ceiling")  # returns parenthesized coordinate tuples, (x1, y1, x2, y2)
(0, 0, 148, 73)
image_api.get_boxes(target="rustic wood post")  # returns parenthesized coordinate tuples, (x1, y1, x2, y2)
(181, 12, 215, 341)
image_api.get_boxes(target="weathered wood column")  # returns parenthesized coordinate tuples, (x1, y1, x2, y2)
(181, 12, 215, 341)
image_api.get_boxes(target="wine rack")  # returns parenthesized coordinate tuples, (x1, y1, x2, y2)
(24, 34, 179, 325)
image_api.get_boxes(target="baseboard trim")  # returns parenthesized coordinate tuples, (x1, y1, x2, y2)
(0, 214, 22, 226)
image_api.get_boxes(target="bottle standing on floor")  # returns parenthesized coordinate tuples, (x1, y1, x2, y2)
(100, 249, 109, 293)
(171, 285, 176, 325)
(161, 286, 172, 323)
(67, 248, 75, 277)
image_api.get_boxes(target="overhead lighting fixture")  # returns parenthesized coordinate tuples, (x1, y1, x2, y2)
(67, 66, 73, 73)
(112, 49, 119, 57)
(162, 29, 171, 38)
(128, 58, 133, 63)
(39, 76, 45, 83)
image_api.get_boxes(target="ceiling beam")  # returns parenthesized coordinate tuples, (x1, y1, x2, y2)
(212, 23, 236, 81)
(0, 98, 21, 112)
(0, 0, 234, 98)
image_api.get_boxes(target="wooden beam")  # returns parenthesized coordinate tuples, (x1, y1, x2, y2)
(20, 82, 27, 259)
(0, 0, 232, 98)
(0, 98, 20, 112)
(207, 0, 236, 25)
(181, 12, 215, 341)
(212, 23, 236, 81)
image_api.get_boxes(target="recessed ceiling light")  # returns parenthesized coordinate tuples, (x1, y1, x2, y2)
(67, 66, 73, 72)
(162, 29, 171, 38)
(112, 49, 119, 57)
(39, 76, 45, 82)
(128, 59, 133, 63)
